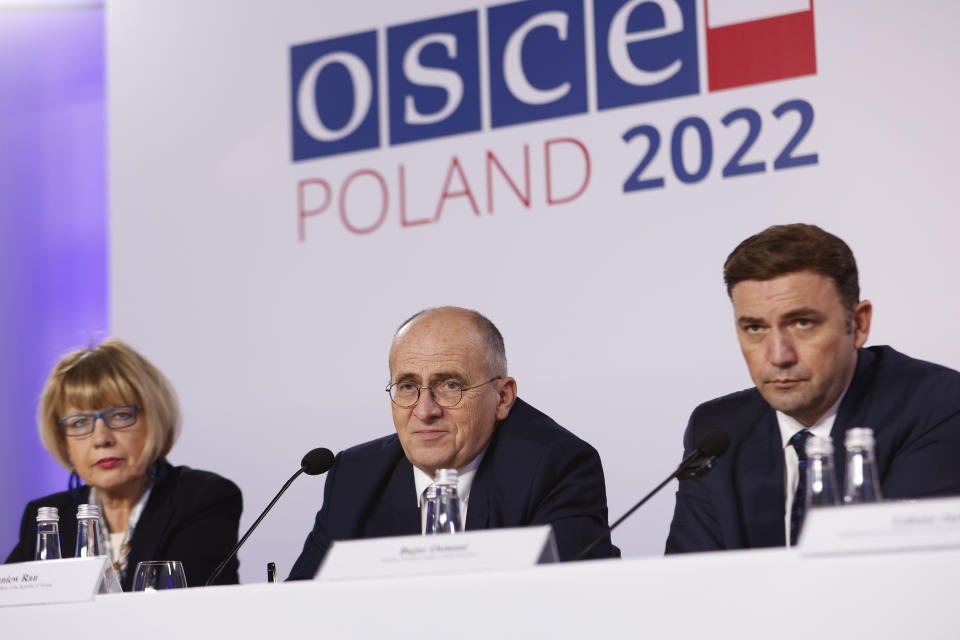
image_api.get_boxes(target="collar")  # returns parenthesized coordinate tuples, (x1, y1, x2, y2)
(776, 378, 851, 449)
(414, 444, 488, 508)
(88, 479, 154, 576)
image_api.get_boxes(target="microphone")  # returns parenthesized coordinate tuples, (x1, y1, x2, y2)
(204, 447, 335, 586)
(301, 447, 336, 476)
(572, 430, 730, 561)
(675, 430, 730, 480)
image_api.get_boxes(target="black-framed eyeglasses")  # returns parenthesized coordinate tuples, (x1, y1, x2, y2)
(57, 405, 141, 438)
(386, 377, 501, 408)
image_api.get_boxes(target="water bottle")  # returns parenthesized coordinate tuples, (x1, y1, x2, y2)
(805, 436, 841, 509)
(75, 504, 105, 557)
(423, 484, 438, 534)
(74, 503, 123, 592)
(34, 507, 62, 561)
(433, 469, 462, 534)
(842, 427, 882, 504)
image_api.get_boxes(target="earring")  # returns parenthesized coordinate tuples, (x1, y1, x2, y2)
(68, 468, 84, 498)
(147, 459, 167, 484)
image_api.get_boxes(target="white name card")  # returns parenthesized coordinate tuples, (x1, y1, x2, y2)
(0, 557, 107, 607)
(800, 496, 960, 556)
(316, 525, 558, 581)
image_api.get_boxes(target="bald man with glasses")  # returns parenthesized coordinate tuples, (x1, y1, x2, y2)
(288, 306, 617, 579)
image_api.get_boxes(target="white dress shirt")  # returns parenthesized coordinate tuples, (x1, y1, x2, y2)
(776, 384, 849, 546)
(413, 446, 487, 534)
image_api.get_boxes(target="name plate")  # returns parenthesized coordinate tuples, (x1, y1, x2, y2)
(800, 496, 960, 555)
(0, 557, 107, 607)
(316, 525, 558, 581)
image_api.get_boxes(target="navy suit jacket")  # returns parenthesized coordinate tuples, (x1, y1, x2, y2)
(288, 398, 616, 579)
(5, 462, 242, 589)
(666, 346, 960, 553)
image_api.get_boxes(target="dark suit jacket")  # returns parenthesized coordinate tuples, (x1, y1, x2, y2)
(5, 462, 243, 589)
(666, 345, 960, 553)
(288, 398, 616, 579)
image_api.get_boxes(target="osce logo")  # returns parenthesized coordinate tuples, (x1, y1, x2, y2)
(290, 0, 816, 162)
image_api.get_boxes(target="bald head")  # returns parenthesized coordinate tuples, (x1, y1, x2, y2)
(391, 307, 507, 378)
(387, 306, 517, 474)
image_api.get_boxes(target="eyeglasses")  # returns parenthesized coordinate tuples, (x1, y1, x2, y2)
(386, 377, 501, 408)
(57, 405, 141, 438)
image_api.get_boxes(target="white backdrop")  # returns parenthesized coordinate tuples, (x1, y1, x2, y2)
(108, 0, 960, 583)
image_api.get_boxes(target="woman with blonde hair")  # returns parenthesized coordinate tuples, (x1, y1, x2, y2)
(5, 339, 242, 588)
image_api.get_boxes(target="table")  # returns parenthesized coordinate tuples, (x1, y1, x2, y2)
(5, 546, 956, 638)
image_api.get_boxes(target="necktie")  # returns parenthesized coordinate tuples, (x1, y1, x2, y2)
(789, 429, 812, 546)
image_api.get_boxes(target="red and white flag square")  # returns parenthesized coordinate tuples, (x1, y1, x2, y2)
(705, 0, 817, 91)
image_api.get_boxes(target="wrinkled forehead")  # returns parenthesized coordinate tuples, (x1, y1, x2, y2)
(389, 314, 487, 378)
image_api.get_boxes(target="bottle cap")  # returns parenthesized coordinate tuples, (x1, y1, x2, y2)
(806, 436, 834, 457)
(36, 506, 59, 522)
(76, 503, 101, 519)
(434, 468, 458, 485)
(844, 427, 875, 449)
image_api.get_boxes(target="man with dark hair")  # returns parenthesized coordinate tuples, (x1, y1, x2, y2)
(289, 306, 616, 578)
(666, 224, 960, 553)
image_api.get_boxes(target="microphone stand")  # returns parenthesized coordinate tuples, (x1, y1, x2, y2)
(205, 466, 307, 586)
(572, 449, 711, 561)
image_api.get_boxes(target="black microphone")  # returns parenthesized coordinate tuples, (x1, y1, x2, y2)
(301, 447, 336, 476)
(204, 447, 335, 586)
(572, 430, 730, 561)
(675, 429, 730, 480)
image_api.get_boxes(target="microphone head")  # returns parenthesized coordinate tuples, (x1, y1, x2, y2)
(676, 430, 730, 481)
(301, 447, 335, 475)
(695, 430, 730, 458)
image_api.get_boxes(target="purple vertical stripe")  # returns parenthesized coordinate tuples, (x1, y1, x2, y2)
(0, 6, 107, 559)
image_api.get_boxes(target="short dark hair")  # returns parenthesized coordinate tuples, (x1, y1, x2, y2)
(723, 224, 860, 311)
(395, 306, 507, 376)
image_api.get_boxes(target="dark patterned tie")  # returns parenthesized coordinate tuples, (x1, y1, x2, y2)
(789, 429, 812, 546)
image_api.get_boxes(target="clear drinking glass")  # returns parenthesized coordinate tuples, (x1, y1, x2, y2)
(132, 561, 188, 591)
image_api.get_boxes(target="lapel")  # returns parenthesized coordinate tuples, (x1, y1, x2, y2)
(364, 452, 420, 537)
(463, 409, 514, 531)
(735, 406, 787, 548)
(464, 448, 493, 531)
(465, 477, 491, 530)
(830, 348, 877, 481)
